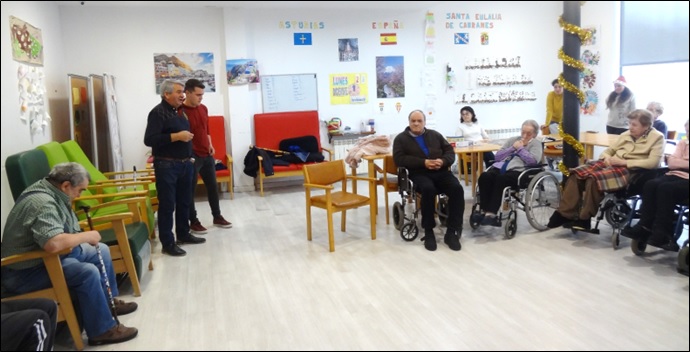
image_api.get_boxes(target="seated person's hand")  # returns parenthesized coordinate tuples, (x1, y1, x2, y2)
(608, 156, 627, 167)
(425, 158, 444, 170)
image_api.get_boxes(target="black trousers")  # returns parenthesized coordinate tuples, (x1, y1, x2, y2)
(190, 154, 222, 220)
(1, 298, 57, 351)
(409, 170, 464, 232)
(638, 175, 689, 240)
(478, 168, 520, 214)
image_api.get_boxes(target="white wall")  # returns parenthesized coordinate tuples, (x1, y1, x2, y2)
(1, 1, 67, 227)
(1, 1, 623, 228)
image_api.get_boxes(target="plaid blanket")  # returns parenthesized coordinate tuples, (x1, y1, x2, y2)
(571, 160, 630, 192)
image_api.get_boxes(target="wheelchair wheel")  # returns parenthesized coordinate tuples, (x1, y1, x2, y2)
(605, 199, 632, 229)
(611, 231, 620, 249)
(524, 171, 561, 231)
(393, 202, 404, 231)
(469, 204, 483, 230)
(630, 239, 647, 256)
(400, 222, 418, 242)
(436, 195, 448, 226)
(678, 241, 689, 274)
(504, 211, 517, 239)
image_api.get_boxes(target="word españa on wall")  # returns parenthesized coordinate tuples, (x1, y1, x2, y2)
(445, 12, 502, 29)
(279, 21, 325, 30)
(371, 20, 404, 30)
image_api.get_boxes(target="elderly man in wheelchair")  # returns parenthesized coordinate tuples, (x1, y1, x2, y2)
(393, 109, 464, 252)
(547, 109, 665, 232)
(469, 119, 562, 238)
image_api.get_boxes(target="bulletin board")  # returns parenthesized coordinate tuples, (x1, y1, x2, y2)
(261, 74, 318, 113)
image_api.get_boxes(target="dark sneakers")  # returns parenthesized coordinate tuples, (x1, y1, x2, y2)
(162, 244, 187, 257)
(423, 231, 437, 251)
(113, 299, 137, 316)
(190, 220, 208, 234)
(571, 218, 592, 231)
(177, 234, 206, 245)
(480, 215, 501, 227)
(213, 215, 233, 228)
(547, 211, 571, 228)
(88, 324, 138, 346)
(444, 231, 462, 251)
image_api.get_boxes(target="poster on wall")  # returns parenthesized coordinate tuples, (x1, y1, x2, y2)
(9, 16, 44, 66)
(338, 39, 359, 62)
(153, 52, 216, 93)
(329, 73, 368, 105)
(226, 59, 259, 85)
(376, 56, 405, 98)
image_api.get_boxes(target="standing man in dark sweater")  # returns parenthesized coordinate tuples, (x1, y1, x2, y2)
(182, 79, 232, 234)
(393, 109, 464, 252)
(144, 79, 206, 257)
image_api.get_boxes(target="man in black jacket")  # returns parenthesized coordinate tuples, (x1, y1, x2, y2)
(393, 110, 464, 252)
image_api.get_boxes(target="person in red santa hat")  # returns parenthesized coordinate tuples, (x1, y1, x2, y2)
(605, 75, 636, 135)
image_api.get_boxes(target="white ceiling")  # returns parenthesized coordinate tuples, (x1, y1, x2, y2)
(56, 1, 446, 11)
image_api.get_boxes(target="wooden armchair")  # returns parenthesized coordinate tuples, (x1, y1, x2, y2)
(74, 196, 152, 297)
(303, 160, 376, 252)
(1, 248, 84, 350)
(370, 155, 399, 225)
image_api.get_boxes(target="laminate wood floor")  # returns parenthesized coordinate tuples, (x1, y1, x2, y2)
(57, 180, 689, 351)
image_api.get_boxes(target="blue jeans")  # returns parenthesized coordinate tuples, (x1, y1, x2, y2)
(190, 154, 221, 220)
(154, 159, 194, 247)
(1, 243, 117, 338)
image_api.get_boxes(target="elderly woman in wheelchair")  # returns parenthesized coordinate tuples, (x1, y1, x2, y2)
(547, 109, 665, 232)
(622, 119, 689, 254)
(471, 119, 555, 236)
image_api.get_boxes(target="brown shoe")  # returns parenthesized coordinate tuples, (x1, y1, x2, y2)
(114, 298, 138, 316)
(88, 324, 138, 346)
(213, 215, 233, 228)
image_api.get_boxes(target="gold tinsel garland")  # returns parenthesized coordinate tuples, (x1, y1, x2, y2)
(557, 15, 589, 175)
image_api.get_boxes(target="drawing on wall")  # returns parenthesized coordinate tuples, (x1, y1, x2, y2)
(10, 16, 44, 66)
(580, 67, 596, 89)
(153, 52, 215, 93)
(18, 64, 50, 134)
(226, 59, 259, 85)
(582, 26, 598, 46)
(376, 56, 405, 98)
(329, 73, 368, 105)
(581, 90, 598, 115)
(338, 39, 359, 62)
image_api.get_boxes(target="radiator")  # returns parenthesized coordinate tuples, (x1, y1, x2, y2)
(333, 137, 369, 174)
(485, 127, 521, 143)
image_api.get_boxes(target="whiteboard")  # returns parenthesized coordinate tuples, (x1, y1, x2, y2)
(261, 74, 318, 113)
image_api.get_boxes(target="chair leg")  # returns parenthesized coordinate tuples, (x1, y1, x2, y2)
(44, 255, 84, 350)
(306, 199, 313, 241)
(341, 210, 347, 231)
(370, 196, 377, 240)
(384, 193, 390, 225)
(112, 221, 142, 297)
(327, 208, 335, 252)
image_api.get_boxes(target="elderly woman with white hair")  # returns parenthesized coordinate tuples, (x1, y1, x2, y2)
(548, 109, 664, 231)
(476, 119, 543, 226)
(622, 119, 689, 250)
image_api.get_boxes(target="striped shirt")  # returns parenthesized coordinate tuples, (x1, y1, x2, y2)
(1, 179, 81, 269)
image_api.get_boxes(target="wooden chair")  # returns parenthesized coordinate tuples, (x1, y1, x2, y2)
(373, 155, 399, 224)
(203, 116, 234, 199)
(74, 197, 152, 296)
(457, 153, 472, 186)
(1, 248, 84, 350)
(303, 160, 376, 252)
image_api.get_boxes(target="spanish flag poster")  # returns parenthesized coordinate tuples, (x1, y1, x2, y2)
(380, 33, 397, 45)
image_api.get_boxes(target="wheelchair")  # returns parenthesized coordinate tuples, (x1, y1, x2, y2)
(574, 168, 663, 249)
(392, 167, 450, 242)
(468, 165, 562, 239)
(628, 201, 689, 274)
